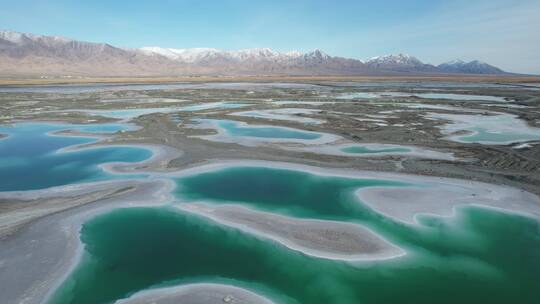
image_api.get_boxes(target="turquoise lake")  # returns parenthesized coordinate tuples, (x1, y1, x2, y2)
(214, 120, 322, 140)
(0, 123, 151, 191)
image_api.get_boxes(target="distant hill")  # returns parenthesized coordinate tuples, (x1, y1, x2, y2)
(0, 30, 511, 77)
(437, 59, 506, 74)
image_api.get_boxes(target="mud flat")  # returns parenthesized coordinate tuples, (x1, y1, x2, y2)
(0, 180, 135, 238)
(357, 183, 540, 225)
(336, 91, 510, 102)
(100, 97, 188, 103)
(290, 143, 456, 160)
(0, 179, 173, 304)
(178, 101, 251, 112)
(74, 107, 186, 120)
(117, 283, 274, 304)
(230, 108, 325, 124)
(427, 112, 540, 144)
(179, 203, 404, 260)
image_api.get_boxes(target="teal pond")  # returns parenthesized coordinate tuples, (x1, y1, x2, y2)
(48, 166, 540, 304)
(0, 122, 151, 191)
(193, 119, 327, 144)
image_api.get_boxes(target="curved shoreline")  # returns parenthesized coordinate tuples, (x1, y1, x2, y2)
(289, 142, 456, 160)
(0, 179, 174, 304)
(35, 159, 540, 303)
(2, 158, 540, 303)
(426, 112, 540, 145)
(164, 160, 540, 223)
(116, 283, 275, 304)
(178, 203, 405, 261)
(185, 119, 456, 161)
(189, 118, 342, 146)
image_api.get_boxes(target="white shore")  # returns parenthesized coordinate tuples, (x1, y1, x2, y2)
(187, 118, 456, 161)
(166, 160, 540, 225)
(116, 283, 274, 304)
(188, 118, 342, 147)
(179, 203, 404, 261)
(0, 178, 175, 304)
(289, 142, 456, 161)
(2, 159, 540, 303)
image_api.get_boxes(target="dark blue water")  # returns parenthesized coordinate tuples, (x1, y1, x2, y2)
(0, 123, 151, 191)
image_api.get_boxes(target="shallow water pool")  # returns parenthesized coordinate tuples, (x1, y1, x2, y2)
(0, 122, 151, 191)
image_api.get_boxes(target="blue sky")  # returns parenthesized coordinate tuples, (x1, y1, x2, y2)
(1, 0, 539, 73)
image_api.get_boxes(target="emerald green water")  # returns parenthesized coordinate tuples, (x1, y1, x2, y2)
(175, 167, 404, 221)
(49, 206, 540, 304)
(49, 167, 540, 304)
(341, 146, 411, 154)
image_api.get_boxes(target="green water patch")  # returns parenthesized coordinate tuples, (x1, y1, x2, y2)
(175, 166, 404, 221)
(174, 166, 540, 262)
(341, 146, 411, 154)
(49, 205, 540, 304)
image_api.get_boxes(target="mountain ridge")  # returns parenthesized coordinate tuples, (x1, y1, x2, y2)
(0, 30, 511, 77)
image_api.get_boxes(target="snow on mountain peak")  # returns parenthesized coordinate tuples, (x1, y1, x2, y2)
(0, 30, 26, 43)
(0, 30, 72, 44)
(445, 59, 466, 65)
(139, 47, 331, 63)
(469, 59, 488, 65)
(0, 29, 509, 75)
(285, 50, 303, 57)
(367, 53, 421, 65)
(139, 47, 221, 62)
(310, 49, 330, 58)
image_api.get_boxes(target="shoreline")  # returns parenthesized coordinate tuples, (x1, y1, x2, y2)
(2, 157, 540, 304)
(164, 159, 540, 223)
(289, 142, 457, 161)
(116, 283, 275, 304)
(1, 82, 540, 303)
(178, 203, 405, 261)
(0, 178, 174, 304)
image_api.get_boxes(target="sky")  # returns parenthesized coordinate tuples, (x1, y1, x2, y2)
(0, 0, 539, 74)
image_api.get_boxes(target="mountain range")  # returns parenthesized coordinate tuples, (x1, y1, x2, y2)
(0, 30, 508, 77)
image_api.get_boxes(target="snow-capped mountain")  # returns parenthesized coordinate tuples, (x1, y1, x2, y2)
(0, 30, 72, 45)
(367, 54, 423, 66)
(366, 54, 438, 72)
(139, 47, 332, 64)
(0, 30, 509, 76)
(139, 47, 222, 62)
(438, 59, 505, 74)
